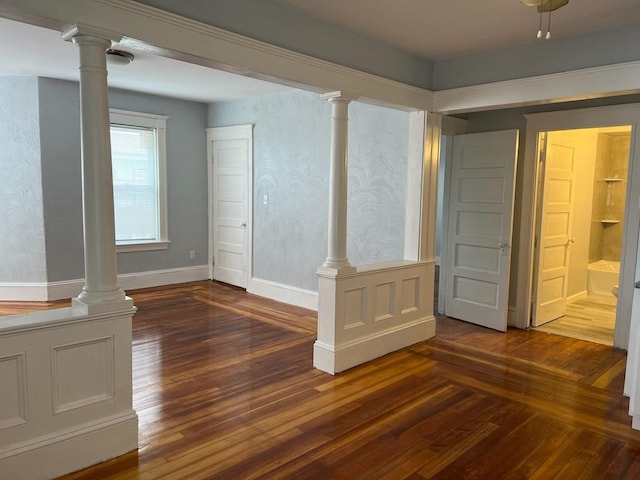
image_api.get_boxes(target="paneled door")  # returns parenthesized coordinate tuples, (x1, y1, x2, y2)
(532, 131, 577, 326)
(209, 125, 252, 288)
(444, 130, 519, 331)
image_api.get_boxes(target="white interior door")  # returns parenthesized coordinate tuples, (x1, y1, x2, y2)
(209, 125, 252, 288)
(444, 130, 519, 331)
(532, 131, 577, 326)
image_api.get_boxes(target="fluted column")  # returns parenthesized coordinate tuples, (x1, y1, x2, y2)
(320, 91, 357, 272)
(63, 25, 131, 312)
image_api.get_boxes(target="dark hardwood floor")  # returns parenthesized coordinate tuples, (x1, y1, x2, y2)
(2, 280, 639, 479)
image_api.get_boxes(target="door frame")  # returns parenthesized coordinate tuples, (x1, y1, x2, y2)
(206, 124, 254, 287)
(436, 118, 467, 315)
(515, 104, 640, 350)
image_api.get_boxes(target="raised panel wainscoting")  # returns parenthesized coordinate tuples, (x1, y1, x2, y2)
(314, 261, 436, 374)
(0, 306, 138, 480)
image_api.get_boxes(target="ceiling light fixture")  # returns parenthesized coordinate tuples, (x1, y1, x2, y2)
(106, 48, 134, 66)
(521, 0, 569, 39)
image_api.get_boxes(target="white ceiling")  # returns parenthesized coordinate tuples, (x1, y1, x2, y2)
(271, 0, 640, 60)
(0, 17, 291, 104)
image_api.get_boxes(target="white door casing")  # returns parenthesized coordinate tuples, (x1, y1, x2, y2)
(532, 132, 578, 326)
(444, 130, 519, 331)
(517, 105, 640, 353)
(207, 125, 253, 288)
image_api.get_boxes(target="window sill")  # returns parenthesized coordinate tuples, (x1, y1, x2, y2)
(116, 241, 170, 253)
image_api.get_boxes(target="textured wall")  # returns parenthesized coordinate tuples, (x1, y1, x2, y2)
(347, 102, 408, 265)
(36, 78, 209, 281)
(208, 89, 409, 291)
(0, 76, 46, 283)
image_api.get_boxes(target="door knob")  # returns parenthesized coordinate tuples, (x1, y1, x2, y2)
(498, 241, 510, 255)
(241, 222, 247, 228)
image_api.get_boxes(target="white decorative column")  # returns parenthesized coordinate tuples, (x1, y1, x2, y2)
(320, 91, 356, 273)
(62, 25, 132, 313)
(315, 91, 356, 374)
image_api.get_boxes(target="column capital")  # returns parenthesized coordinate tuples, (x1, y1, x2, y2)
(320, 91, 359, 103)
(61, 23, 123, 44)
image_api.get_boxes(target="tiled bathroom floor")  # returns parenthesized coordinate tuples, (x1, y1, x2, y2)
(535, 296, 617, 346)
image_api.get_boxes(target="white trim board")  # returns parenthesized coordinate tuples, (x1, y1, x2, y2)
(248, 278, 319, 312)
(313, 316, 436, 374)
(0, 265, 209, 301)
(433, 61, 640, 115)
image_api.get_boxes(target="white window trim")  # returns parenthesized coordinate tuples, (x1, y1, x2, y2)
(109, 108, 169, 253)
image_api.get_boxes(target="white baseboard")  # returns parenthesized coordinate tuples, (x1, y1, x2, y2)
(0, 283, 48, 301)
(313, 316, 436, 374)
(0, 411, 138, 480)
(0, 265, 210, 301)
(507, 306, 516, 327)
(567, 290, 587, 304)
(117, 265, 209, 292)
(248, 277, 318, 311)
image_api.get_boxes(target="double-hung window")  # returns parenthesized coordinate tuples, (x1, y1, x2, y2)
(109, 109, 169, 252)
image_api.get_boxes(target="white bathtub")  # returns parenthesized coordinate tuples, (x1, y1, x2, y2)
(587, 260, 620, 298)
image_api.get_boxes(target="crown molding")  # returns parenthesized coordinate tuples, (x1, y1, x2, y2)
(433, 61, 640, 114)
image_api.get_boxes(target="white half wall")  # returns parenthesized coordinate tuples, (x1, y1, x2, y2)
(0, 306, 138, 479)
(314, 261, 436, 374)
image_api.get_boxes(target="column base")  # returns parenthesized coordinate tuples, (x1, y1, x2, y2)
(72, 296, 135, 315)
(317, 264, 357, 276)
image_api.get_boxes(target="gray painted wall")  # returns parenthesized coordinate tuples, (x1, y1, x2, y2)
(109, 87, 209, 276)
(0, 76, 46, 282)
(35, 77, 208, 281)
(136, 0, 433, 89)
(208, 89, 409, 291)
(38, 77, 84, 281)
(434, 24, 640, 90)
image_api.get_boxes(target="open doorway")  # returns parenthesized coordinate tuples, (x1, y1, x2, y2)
(531, 126, 632, 346)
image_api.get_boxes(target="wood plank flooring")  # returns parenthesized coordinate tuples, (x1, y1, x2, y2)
(2, 281, 639, 479)
(535, 296, 616, 346)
